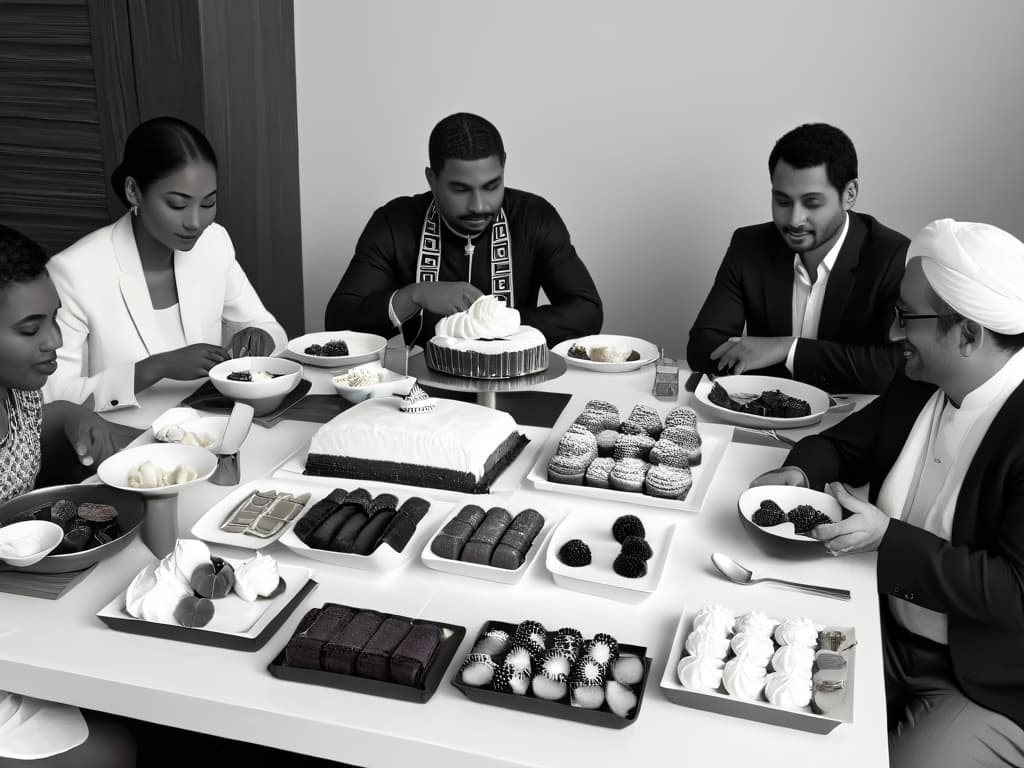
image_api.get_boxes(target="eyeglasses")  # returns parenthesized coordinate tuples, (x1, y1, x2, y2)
(893, 306, 957, 329)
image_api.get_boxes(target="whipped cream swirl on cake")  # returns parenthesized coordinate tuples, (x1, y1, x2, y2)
(435, 295, 519, 339)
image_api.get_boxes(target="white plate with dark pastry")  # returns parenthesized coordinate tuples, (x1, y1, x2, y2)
(737, 485, 841, 543)
(659, 604, 856, 734)
(286, 331, 387, 368)
(526, 399, 732, 513)
(552, 334, 659, 373)
(277, 487, 451, 573)
(189, 477, 320, 549)
(694, 374, 831, 429)
(420, 503, 564, 584)
(96, 542, 316, 651)
(544, 507, 675, 603)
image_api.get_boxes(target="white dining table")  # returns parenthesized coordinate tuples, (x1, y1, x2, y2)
(0, 361, 888, 768)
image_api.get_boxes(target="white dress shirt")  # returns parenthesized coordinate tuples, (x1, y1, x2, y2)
(785, 213, 850, 371)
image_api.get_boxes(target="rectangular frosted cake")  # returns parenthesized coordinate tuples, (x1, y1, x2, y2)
(304, 398, 527, 493)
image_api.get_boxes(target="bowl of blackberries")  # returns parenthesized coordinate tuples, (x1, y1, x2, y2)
(208, 356, 303, 415)
(737, 485, 842, 543)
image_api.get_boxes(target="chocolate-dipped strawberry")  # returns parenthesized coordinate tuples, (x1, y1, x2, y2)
(174, 595, 215, 628)
(190, 557, 236, 598)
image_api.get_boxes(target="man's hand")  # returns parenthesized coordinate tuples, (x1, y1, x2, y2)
(412, 281, 484, 316)
(810, 481, 891, 555)
(749, 466, 808, 488)
(228, 327, 275, 358)
(710, 335, 793, 374)
(63, 406, 142, 467)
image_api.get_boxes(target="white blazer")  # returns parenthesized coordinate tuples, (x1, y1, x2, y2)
(43, 214, 287, 412)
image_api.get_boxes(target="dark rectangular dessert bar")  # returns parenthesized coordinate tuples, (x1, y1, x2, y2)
(461, 507, 512, 564)
(352, 508, 397, 555)
(304, 505, 357, 549)
(322, 610, 386, 675)
(356, 616, 414, 681)
(283, 604, 358, 669)
(380, 510, 416, 553)
(398, 497, 430, 524)
(366, 494, 398, 518)
(390, 621, 442, 687)
(330, 511, 369, 553)
(508, 508, 544, 539)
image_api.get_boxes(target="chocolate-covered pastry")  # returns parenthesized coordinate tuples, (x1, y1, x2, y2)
(77, 502, 117, 524)
(491, 529, 530, 570)
(398, 496, 430, 524)
(454, 504, 486, 529)
(305, 505, 358, 549)
(460, 507, 512, 564)
(341, 488, 373, 515)
(379, 510, 417, 553)
(391, 621, 442, 687)
(329, 511, 369, 553)
(60, 524, 92, 553)
(322, 610, 385, 675)
(366, 494, 398, 518)
(508, 508, 544, 540)
(293, 489, 346, 540)
(430, 532, 469, 560)
(356, 616, 413, 681)
(49, 499, 78, 529)
(352, 508, 397, 555)
(284, 604, 358, 669)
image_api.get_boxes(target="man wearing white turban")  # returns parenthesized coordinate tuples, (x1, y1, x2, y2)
(752, 219, 1024, 766)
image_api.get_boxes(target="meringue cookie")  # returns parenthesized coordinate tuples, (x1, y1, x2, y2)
(677, 655, 725, 691)
(435, 295, 519, 339)
(233, 551, 279, 601)
(691, 604, 736, 637)
(774, 617, 819, 648)
(126, 563, 190, 624)
(723, 656, 768, 700)
(771, 644, 815, 676)
(765, 671, 812, 709)
(173, 539, 211, 585)
(734, 610, 779, 637)
(684, 627, 731, 659)
(729, 631, 776, 665)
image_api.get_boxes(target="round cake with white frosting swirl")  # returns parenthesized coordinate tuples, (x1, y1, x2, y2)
(426, 295, 548, 379)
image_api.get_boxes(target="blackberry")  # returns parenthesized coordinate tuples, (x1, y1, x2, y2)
(788, 504, 826, 534)
(613, 553, 648, 578)
(612, 514, 645, 543)
(620, 535, 653, 561)
(759, 499, 784, 516)
(752, 506, 786, 527)
(558, 538, 592, 567)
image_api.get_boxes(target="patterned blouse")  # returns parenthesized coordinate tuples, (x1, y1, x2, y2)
(0, 388, 42, 504)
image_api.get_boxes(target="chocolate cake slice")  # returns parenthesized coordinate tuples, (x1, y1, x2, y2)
(322, 610, 385, 675)
(284, 604, 358, 669)
(390, 621, 442, 687)
(356, 616, 413, 681)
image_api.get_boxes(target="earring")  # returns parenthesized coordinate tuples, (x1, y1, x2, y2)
(131, 204, 138, 217)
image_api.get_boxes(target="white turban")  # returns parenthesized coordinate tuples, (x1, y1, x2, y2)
(908, 218, 1024, 334)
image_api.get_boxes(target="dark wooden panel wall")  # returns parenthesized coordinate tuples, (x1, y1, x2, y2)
(0, 0, 113, 252)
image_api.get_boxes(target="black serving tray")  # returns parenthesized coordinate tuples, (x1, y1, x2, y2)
(450, 620, 651, 729)
(268, 615, 466, 704)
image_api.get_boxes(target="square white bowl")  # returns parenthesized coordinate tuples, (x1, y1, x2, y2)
(420, 503, 564, 584)
(544, 507, 675, 603)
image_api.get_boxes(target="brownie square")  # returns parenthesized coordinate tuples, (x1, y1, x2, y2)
(356, 616, 413, 681)
(390, 621, 442, 687)
(322, 610, 385, 675)
(283, 604, 357, 669)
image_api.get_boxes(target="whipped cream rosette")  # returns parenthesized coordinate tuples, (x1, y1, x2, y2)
(764, 671, 813, 709)
(233, 551, 280, 601)
(676, 654, 725, 691)
(434, 295, 520, 339)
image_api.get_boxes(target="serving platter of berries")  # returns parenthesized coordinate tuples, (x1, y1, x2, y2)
(736, 486, 842, 543)
(694, 374, 831, 429)
(452, 619, 651, 728)
(544, 510, 674, 602)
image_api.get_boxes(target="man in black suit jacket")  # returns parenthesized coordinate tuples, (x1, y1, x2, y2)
(687, 124, 908, 394)
(753, 219, 1024, 766)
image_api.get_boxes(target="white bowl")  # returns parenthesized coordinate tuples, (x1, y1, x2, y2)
(151, 408, 228, 450)
(0, 520, 64, 567)
(694, 374, 830, 429)
(330, 362, 414, 403)
(208, 356, 303, 415)
(97, 443, 218, 496)
(737, 485, 842, 542)
(286, 331, 387, 368)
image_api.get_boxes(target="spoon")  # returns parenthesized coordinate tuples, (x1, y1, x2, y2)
(711, 553, 851, 601)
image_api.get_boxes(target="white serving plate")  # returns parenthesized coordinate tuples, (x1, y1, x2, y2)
(273, 424, 551, 500)
(526, 401, 732, 513)
(286, 331, 387, 368)
(659, 607, 856, 734)
(97, 561, 314, 638)
(277, 490, 454, 573)
(694, 374, 830, 429)
(551, 334, 659, 373)
(97, 443, 217, 496)
(544, 507, 675, 603)
(737, 485, 842, 543)
(151, 407, 228, 450)
(420, 503, 565, 585)
(189, 477, 324, 550)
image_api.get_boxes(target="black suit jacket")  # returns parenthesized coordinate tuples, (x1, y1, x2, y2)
(324, 189, 602, 347)
(785, 373, 1024, 729)
(686, 212, 908, 393)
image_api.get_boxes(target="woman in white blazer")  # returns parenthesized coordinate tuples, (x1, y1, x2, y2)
(43, 117, 287, 412)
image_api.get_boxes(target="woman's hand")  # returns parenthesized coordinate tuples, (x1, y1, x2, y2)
(136, 344, 229, 390)
(62, 406, 142, 467)
(228, 327, 275, 358)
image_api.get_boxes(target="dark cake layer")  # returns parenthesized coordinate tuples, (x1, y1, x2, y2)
(425, 344, 549, 380)
(305, 432, 529, 494)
